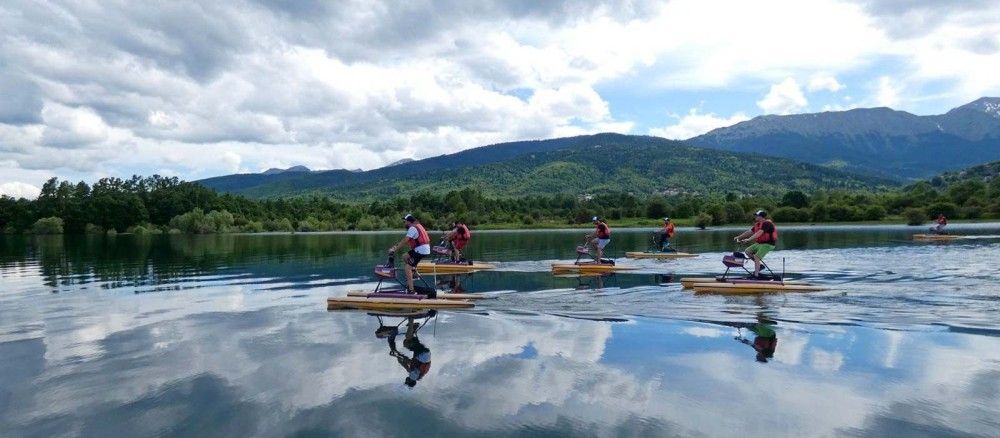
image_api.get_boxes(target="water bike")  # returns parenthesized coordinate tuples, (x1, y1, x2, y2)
(625, 232, 698, 260)
(680, 250, 826, 294)
(551, 238, 637, 273)
(328, 256, 474, 310)
(415, 240, 496, 274)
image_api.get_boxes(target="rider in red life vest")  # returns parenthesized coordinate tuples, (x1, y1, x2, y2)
(389, 214, 431, 293)
(657, 217, 676, 252)
(586, 216, 612, 262)
(734, 210, 778, 278)
(931, 214, 948, 234)
(444, 221, 471, 263)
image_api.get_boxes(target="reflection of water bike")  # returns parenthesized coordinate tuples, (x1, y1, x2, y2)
(371, 310, 436, 388)
(328, 256, 476, 310)
(625, 232, 699, 260)
(680, 249, 826, 293)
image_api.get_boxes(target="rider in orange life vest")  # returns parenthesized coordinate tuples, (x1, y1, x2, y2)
(733, 210, 778, 278)
(443, 221, 471, 262)
(389, 214, 431, 293)
(656, 217, 675, 251)
(586, 216, 612, 261)
(931, 213, 948, 234)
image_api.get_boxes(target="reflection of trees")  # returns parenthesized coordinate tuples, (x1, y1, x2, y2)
(8, 234, 408, 292)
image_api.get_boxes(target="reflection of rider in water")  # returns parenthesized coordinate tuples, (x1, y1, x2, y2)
(387, 318, 433, 387)
(735, 323, 778, 363)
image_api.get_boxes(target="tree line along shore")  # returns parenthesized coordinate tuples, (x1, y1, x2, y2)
(3, 175, 998, 235)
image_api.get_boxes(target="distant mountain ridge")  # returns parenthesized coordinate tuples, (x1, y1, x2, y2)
(686, 97, 1000, 179)
(199, 134, 892, 199)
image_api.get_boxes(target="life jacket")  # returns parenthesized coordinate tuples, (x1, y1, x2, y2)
(454, 223, 470, 243)
(416, 360, 431, 379)
(752, 220, 777, 244)
(663, 223, 675, 237)
(595, 222, 611, 239)
(407, 223, 431, 249)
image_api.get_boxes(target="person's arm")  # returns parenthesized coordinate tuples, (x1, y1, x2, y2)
(389, 237, 409, 253)
(734, 228, 753, 241)
(740, 230, 762, 243)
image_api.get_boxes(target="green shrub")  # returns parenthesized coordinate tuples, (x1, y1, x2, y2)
(903, 207, 926, 225)
(828, 204, 860, 221)
(32, 217, 64, 234)
(168, 228, 182, 234)
(861, 205, 887, 221)
(959, 206, 982, 220)
(694, 212, 712, 230)
(169, 208, 235, 233)
(645, 196, 668, 219)
(723, 202, 746, 224)
(781, 190, 810, 208)
(106, 228, 118, 237)
(925, 202, 959, 220)
(355, 216, 377, 231)
(773, 206, 811, 223)
(297, 216, 332, 232)
(810, 203, 829, 222)
(84, 223, 104, 234)
(128, 225, 150, 235)
(239, 221, 265, 233)
(264, 218, 294, 232)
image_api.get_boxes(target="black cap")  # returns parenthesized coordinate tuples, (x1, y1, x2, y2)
(403, 214, 415, 222)
(755, 210, 767, 218)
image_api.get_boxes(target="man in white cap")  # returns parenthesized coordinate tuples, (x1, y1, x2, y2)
(389, 214, 431, 293)
(585, 216, 612, 262)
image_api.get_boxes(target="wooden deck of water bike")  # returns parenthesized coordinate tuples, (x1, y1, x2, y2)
(625, 251, 698, 260)
(681, 252, 827, 294)
(415, 259, 496, 274)
(551, 261, 638, 273)
(912, 234, 963, 241)
(626, 233, 699, 259)
(328, 256, 476, 310)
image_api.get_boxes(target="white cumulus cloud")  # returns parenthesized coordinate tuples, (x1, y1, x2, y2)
(757, 78, 809, 115)
(808, 74, 845, 92)
(0, 181, 41, 199)
(649, 109, 749, 139)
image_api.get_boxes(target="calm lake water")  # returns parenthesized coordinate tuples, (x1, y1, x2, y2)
(1, 224, 998, 437)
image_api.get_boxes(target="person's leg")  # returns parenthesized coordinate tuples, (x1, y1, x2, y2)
(745, 245, 760, 276)
(404, 253, 416, 292)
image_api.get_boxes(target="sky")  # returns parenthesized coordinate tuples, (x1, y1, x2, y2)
(2, 0, 999, 198)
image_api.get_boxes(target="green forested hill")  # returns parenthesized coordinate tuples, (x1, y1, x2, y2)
(232, 135, 893, 199)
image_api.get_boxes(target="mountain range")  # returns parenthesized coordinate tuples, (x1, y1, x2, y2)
(198, 97, 1000, 199)
(687, 97, 1000, 179)
(200, 134, 890, 199)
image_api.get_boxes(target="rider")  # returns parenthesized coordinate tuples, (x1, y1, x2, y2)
(656, 217, 675, 251)
(586, 216, 612, 262)
(734, 210, 778, 278)
(931, 213, 948, 234)
(443, 221, 471, 262)
(389, 214, 431, 293)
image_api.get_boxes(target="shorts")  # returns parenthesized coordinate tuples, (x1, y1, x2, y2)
(596, 238, 610, 249)
(453, 239, 468, 250)
(406, 250, 426, 267)
(746, 243, 775, 259)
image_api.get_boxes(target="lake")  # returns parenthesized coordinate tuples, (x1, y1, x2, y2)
(1, 224, 998, 437)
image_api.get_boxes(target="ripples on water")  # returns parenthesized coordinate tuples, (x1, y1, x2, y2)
(1, 225, 998, 437)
